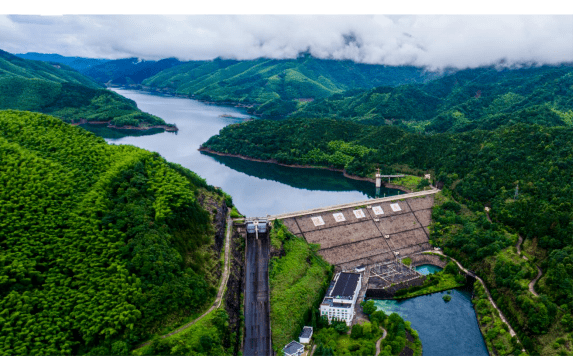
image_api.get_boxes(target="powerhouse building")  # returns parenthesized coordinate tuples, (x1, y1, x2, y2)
(319, 272, 362, 325)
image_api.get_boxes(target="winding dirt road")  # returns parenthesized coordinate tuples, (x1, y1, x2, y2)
(134, 214, 233, 350)
(487, 209, 541, 297)
(375, 327, 387, 356)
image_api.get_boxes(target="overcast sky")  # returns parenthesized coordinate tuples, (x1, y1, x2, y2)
(0, 15, 573, 70)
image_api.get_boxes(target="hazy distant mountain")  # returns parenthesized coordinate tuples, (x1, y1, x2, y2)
(81, 57, 182, 85)
(15, 52, 109, 72)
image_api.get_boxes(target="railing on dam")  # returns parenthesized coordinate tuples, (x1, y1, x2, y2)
(267, 188, 440, 220)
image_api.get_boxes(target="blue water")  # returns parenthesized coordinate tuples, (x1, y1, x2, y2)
(374, 289, 488, 356)
(415, 264, 443, 275)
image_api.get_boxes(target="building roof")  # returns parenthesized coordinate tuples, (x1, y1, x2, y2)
(331, 272, 361, 298)
(300, 326, 313, 339)
(283, 341, 304, 355)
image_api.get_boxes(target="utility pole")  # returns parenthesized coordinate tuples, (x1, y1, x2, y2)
(514, 184, 519, 200)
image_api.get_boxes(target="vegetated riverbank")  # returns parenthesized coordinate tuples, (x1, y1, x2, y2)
(199, 147, 413, 193)
(112, 84, 259, 108)
(71, 118, 178, 132)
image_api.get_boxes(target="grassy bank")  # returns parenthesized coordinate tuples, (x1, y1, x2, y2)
(132, 309, 235, 356)
(269, 220, 333, 353)
(392, 262, 466, 300)
(472, 281, 523, 355)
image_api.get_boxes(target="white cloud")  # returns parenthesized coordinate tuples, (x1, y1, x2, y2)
(0, 15, 572, 69)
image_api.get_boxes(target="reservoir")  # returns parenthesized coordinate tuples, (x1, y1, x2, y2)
(92, 89, 403, 216)
(87, 89, 487, 356)
(374, 290, 489, 356)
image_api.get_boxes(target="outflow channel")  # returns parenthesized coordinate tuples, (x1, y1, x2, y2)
(243, 225, 272, 356)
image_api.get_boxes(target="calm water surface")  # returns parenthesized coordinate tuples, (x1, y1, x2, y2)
(89, 89, 402, 216)
(415, 264, 443, 275)
(374, 289, 489, 356)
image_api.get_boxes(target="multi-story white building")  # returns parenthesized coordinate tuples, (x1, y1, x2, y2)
(319, 272, 362, 325)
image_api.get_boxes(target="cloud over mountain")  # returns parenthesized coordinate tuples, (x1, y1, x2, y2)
(0, 15, 573, 69)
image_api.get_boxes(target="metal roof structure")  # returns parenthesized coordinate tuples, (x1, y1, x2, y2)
(331, 272, 360, 299)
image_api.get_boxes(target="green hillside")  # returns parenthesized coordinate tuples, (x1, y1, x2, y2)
(0, 77, 169, 128)
(291, 65, 573, 131)
(0, 110, 229, 355)
(203, 117, 573, 354)
(0, 49, 102, 89)
(0, 50, 173, 130)
(141, 56, 438, 117)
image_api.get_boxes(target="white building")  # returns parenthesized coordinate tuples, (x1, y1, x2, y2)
(299, 326, 313, 344)
(319, 272, 362, 325)
(283, 340, 304, 356)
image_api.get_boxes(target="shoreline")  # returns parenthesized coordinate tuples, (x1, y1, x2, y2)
(71, 119, 178, 132)
(198, 147, 413, 193)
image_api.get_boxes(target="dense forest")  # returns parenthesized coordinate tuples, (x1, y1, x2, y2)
(0, 49, 173, 129)
(0, 110, 229, 355)
(203, 116, 573, 354)
(291, 65, 573, 132)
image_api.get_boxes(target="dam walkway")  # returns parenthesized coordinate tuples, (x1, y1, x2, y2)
(268, 188, 440, 220)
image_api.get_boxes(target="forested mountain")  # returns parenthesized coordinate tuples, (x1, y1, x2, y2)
(203, 117, 573, 354)
(291, 64, 573, 131)
(14, 52, 109, 72)
(0, 49, 103, 89)
(0, 50, 173, 129)
(0, 77, 169, 128)
(0, 110, 231, 355)
(140, 55, 438, 117)
(82, 57, 182, 85)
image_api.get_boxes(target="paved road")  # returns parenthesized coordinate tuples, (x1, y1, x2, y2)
(243, 230, 272, 356)
(269, 189, 440, 220)
(135, 213, 233, 350)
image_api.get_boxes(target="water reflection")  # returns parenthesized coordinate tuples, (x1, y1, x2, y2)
(204, 152, 403, 197)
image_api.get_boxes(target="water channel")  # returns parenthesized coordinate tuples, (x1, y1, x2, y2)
(85, 89, 488, 356)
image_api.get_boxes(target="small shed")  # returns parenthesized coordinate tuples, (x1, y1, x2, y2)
(283, 340, 304, 356)
(299, 326, 313, 344)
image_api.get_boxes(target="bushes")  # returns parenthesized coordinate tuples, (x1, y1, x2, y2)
(269, 220, 332, 351)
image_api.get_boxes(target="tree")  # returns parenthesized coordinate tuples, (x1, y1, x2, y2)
(361, 300, 377, 315)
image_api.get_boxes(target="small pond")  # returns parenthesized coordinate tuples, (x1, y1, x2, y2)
(415, 264, 443, 275)
(373, 289, 488, 356)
